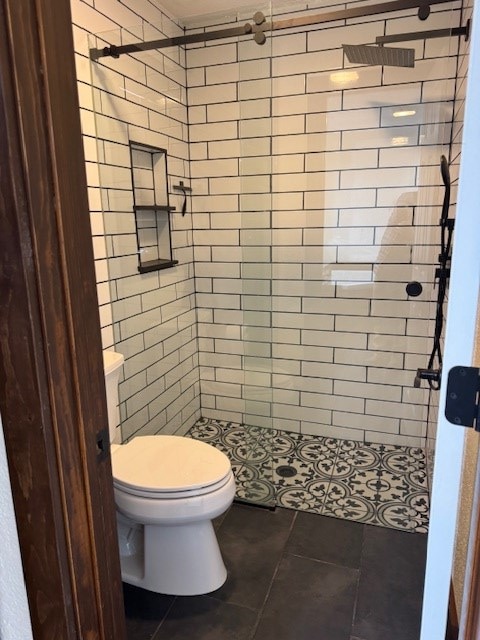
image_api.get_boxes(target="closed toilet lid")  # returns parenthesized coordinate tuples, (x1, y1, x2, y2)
(111, 435, 231, 494)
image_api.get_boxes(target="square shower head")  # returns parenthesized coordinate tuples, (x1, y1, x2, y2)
(342, 43, 415, 68)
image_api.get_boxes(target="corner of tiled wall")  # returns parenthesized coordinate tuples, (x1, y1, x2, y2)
(71, 0, 201, 442)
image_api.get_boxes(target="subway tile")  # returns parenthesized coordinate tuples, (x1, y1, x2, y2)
(199, 351, 242, 369)
(366, 399, 426, 422)
(368, 334, 429, 355)
(205, 62, 240, 85)
(305, 189, 376, 209)
(272, 32, 307, 56)
(334, 380, 401, 403)
(189, 83, 237, 106)
(338, 245, 411, 263)
(273, 343, 333, 363)
(303, 421, 363, 441)
(307, 65, 382, 94)
(273, 91, 342, 116)
(308, 20, 380, 51)
(273, 280, 334, 298)
(336, 316, 406, 335)
(365, 432, 425, 447)
(190, 120, 238, 142)
(272, 358, 301, 376)
(238, 78, 272, 100)
(276, 246, 338, 265)
(302, 361, 367, 382)
(367, 367, 415, 387)
(272, 296, 301, 313)
(273, 374, 333, 395)
(343, 83, 422, 110)
(273, 132, 341, 155)
(303, 329, 366, 350)
(273, 49, 343, 77)
(196, 292, 240, 309)
(273, 210, 338, 229)
(272, 75, 307, 98)
(343, 126, 419, 150)
(308, 108, 380, 133)
(304, 227, 374, 246)
(273, 312, 334, 331)
(303, 298, 369, 316)
(273, 171, 339, 193)
(239, 98, 271, 119)
(207, 101, 240, 122)
(302, 391, 365, 414)
(187, 43, 237, 68)
(332, 410, 399, 435)
(383, 56, 458, 86)
(273, 403, 331, 425)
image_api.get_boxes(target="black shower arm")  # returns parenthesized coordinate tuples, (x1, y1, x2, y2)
(376, 22, 470, 44)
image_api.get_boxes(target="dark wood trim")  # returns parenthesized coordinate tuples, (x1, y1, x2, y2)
(0, 1, 126, 638)
(446, 582, 459, 640)
(462, 478, 480, 639)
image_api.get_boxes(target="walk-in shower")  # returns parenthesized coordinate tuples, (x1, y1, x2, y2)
(88, 0, 465, 532)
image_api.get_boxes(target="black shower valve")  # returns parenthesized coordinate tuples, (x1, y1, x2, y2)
(414, 368, 441, 388)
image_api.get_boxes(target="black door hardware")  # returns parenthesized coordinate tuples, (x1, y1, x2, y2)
(445, 366, 480, 430)
(96, 427, 110, 461)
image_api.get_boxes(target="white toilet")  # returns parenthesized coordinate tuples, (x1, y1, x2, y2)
(103, 350, 235, 596)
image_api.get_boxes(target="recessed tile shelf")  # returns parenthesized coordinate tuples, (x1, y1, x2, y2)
(129, 141, 177, 273)
(138, 258, 179, 273)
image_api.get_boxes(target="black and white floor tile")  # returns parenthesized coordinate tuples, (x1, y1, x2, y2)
(187, 418, 429, 533)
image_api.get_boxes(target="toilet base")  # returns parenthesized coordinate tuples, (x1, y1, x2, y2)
(119, 519, 228, 596)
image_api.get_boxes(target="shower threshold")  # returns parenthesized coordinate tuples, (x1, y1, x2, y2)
(187, 418, 429, 534)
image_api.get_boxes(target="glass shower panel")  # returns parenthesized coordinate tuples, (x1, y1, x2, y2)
(237, 2, 276, 507)
(89, 23, 194, 443)
(267, 1, 457, 456)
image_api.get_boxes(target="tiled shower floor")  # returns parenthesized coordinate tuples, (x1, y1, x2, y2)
(187, 418, 429, 533)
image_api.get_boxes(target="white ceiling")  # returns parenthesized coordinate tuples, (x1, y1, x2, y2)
(159, 0, 261, 22)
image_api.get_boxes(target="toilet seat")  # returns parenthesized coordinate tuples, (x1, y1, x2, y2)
(112, 435, 232, 499)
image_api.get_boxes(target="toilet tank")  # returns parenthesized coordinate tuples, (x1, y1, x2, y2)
(103, 350, 124, 445)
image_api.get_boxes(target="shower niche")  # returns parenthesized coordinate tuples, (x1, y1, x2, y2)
(129, 141, 177, 273)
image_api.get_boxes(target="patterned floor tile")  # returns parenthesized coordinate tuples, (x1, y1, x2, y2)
(187, 418, 429, 533)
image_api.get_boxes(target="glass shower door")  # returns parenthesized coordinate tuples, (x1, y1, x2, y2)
(235, 2, 276, 507)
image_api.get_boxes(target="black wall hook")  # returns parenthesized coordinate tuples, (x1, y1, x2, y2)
(173, 181, 192, 216)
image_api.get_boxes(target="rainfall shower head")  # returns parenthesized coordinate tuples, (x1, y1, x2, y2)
(342, 43, 415, 68)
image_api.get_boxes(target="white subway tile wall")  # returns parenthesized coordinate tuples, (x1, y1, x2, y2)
(72, 0, 466, 449)
(71, 0, 200, 442)
(187, 1, 460, 447)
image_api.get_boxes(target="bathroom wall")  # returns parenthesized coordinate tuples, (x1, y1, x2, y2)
(70, 0, 200, 441)
(0, 415, 34, 640)
(187, 0, 460, 446)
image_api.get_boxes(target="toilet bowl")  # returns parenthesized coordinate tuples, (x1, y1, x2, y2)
(103, 351, 235, 595)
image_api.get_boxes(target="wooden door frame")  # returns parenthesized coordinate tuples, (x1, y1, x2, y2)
(0, 0, 126, 638)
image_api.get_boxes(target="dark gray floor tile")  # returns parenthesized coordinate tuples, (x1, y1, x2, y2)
(123, 583, 175, 640)
(253, 554, 358, 640)
(209, 503, 295, 610)
(152, 596, 257, 640)
(286, 511, 365, 568)
(352, 527, 427, 640)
